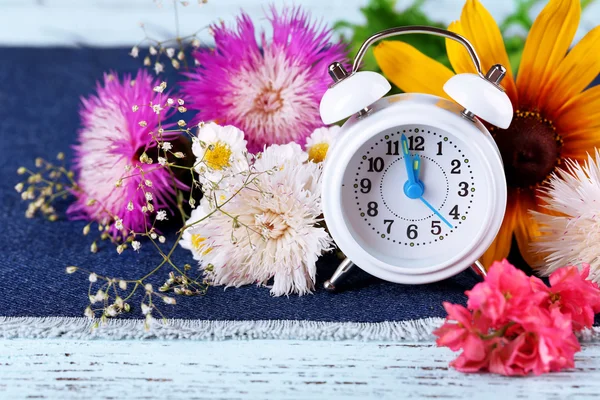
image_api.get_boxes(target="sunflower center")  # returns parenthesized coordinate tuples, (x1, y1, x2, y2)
(253, 84, 283, 115)
(204, 141, 232, 170)
(491, 111, 562, 188)
(308, 143, 329, 163)
(256, 211, 289, 240)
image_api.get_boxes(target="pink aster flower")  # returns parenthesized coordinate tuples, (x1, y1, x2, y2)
(67, 70, 185, 238)
(180, 7, 348, 153)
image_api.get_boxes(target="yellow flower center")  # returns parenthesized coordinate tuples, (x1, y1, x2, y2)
(191, 234, 212, 255)
(204, 141, 232, 170)
(308, 143, 329, 163)
(490, 110, 562, 189)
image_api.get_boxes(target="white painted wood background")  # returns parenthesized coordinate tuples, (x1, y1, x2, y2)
(0, 0, 598, 46)
(2, 339, 600, 399)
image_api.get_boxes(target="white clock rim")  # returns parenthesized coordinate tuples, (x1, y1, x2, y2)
(322, 93, 507, 284)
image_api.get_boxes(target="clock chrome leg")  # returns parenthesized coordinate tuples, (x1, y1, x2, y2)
(470, 260, 487, 279)
(324, 258, 355, 291)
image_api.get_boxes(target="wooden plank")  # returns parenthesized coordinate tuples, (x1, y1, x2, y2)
(2, 339, 600, 399)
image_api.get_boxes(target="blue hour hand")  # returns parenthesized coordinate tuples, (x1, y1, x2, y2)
(400, 135, 424, 198)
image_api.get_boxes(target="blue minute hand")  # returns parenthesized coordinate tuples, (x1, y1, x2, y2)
(419, 196, 454, 229)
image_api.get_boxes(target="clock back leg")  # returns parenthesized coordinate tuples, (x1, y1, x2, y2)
(323, 258, 356, 291)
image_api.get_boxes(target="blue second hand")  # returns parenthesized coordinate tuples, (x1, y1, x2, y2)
(418, 196, 454, 229)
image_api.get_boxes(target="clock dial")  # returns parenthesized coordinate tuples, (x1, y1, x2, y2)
(341, 124, 491, 269)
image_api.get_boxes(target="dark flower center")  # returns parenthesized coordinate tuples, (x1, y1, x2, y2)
(491, 111, 562, 189)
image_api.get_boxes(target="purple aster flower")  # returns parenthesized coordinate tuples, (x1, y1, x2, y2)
(180, 6, 348, 153)
(67, 70, 185, 239)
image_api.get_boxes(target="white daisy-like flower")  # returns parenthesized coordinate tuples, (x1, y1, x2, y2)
(191, 122, 248, 184)
(304, 125, 342, 163)
(531, 150, 600, 282)
(181, 142, 332, 296)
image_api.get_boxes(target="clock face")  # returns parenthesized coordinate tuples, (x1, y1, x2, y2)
(341, 124, 492, 270)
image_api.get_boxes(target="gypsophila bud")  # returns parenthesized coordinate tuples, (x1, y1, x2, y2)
(165, 48, 175, 58)
(142, 206, 148, 213)
(84, 307, 94, 319)
(149, 46, 157, 55)
(144, 56, 151, 66)
(177, 106, 187, 113)
(154, 62, 164, 74)
(105, 306, 118, 317)
(158, 157, 167, 166)
(192, 38, 201, 48)
(66, 266, 78, 274)
(14, 183, 24, 193)
(86, 198, 96, 206)
(57, 152, 65, 160)
(177, 119, 186, 127)
(17, 167, 26, 175)
(90, 242, 98, 253)
(127, 201, 134, 211)
(115, 296, 124, 308)
(146, 203, 154, 213)
(158, 235, 166, 243)
(124, 303, 131, 312)
(189, 198, 196, 208)
(83, 225, 90, 235)
(163, 297, 176, 305)
(150, 232, 157, 239)
(171, 59, 180, 69)
(145, 179, 153, 187)
(119, 280, 127, 290)
(177, 50, 185, 60)
(174, 152, 185, 158)
(167, 98, 174, 106)
(145, 283, 153, 293)
(35, 157, 43, 167)
(116, 244, 125, 255)
(89, 273, 98, 283)
(141, 303, 151, 315)
(115, 179, 123, 188)
(132, 105, 139, 112)
(129, 46, 139, 58)
(139, 120, 148, 127)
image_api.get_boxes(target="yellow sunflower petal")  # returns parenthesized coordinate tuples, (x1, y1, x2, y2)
(516, 0, 581, 110)
(555, 85, 600, 132)
(480, 195, 517, 268)
(560, 129, 600, 160)
(446, 21, 476, 75)
(446, 0, 518, 104)
(373, 41, 454, 99)
(513, 191, 545, 267)
(542, 25, 600, 118)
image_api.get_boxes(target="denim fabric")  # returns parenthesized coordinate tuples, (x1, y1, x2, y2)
(0, 48, 567, 322)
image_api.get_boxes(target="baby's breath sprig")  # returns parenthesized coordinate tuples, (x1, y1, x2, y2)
(131, 0, 209, 74)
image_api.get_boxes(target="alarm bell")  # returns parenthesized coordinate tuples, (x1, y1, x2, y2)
(444, 66, 513, 129)
(319, 63, 391, 125)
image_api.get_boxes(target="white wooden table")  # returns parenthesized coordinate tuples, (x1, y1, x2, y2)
(2, 339, 600, 399)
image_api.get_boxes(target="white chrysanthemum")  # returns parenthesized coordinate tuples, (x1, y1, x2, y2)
(181, 142, 332, 296)
(304, 125, 341, 163)
(531, 150, 600, 282)
(192, 122, 248, 183)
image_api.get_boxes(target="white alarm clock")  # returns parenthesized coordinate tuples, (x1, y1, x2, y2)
(320, 26, 513, 290)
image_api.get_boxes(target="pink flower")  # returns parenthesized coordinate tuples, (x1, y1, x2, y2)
(532, 264, 600, 331)
(489, 308, 579, 375)
(436, 260, 587, 376)
(434, 302, 491, 372)
(466, 259, 545, 324)
(68, 70, 186, 238)
(180, 7, 348, 153)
